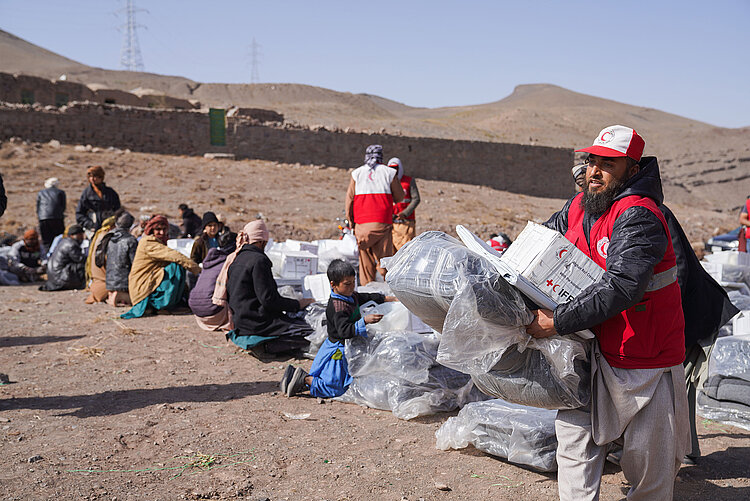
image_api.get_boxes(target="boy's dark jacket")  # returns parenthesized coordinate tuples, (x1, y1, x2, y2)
(326, 291, 385, 343)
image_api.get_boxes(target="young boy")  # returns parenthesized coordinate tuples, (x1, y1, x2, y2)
(281, 259, 397, 397)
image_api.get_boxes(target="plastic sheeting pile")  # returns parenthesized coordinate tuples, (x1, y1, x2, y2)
(301, 302, 328, 359)
(336, 330, 488, 420)
(435, 399, 558, 472)
(386, 231, 590, 410)
(697, 334, 750, 431)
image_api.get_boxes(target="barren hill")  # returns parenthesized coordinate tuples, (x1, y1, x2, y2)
(1, 28, 748, 213)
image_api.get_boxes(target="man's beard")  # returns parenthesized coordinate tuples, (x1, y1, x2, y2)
(581, 175, 626, 216)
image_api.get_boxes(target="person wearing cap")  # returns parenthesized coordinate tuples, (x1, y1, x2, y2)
(75, 165, 121, 233)
(345, 145, 404, 284)
(527, 125, 689, 500)
(7, 229, 44, 282)
(569, 155, 738, 466)
(178, 203, 203, 238)
(121, 215, 201, 319)
(224, 219, 315, 358)
(36, 177, 67, 256)
(101, 211, 138, 306)
(40, 224, 86, 291)
(190, 211, 221, 265)
(388, 157, 421, 251)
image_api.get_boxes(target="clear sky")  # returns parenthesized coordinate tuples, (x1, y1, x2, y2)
(1, 0, 748, 127)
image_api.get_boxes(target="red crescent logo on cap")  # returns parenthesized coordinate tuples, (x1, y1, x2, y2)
(600, 131, 615, 143)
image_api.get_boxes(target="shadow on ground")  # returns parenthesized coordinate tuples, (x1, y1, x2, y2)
(0, 335, 86, 347)
(0, 381, 278, 417)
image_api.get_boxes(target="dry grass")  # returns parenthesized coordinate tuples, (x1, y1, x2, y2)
(69, 345, 105, 358)
(112, 319, 140, 337)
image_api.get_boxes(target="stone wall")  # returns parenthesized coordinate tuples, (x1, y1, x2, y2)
(0, 102, 574, 198)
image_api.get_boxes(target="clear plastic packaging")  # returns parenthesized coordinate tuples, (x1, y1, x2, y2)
(435, 399, 558, 472)
(301, 302, 328, 359)
(337, 364, 487, 421)
(387, 230, 590, 410)
(697, 334, 750, 430)
(345, 331, 440, 384)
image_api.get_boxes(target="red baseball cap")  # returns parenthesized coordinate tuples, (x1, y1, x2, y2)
(575, 125, 645, 162)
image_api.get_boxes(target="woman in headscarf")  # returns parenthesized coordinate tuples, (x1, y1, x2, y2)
(345, 144, 403, 284)
(121, 215, 200, 319)
(188, 230, 237, 331)
(84, 213, 117, 304)
(75, 165, 121, 233)
(190, 211, 221, 265)
(221, 219, 314, 358)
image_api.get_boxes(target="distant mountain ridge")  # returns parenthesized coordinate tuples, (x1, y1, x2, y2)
(1, 28, 748, 212)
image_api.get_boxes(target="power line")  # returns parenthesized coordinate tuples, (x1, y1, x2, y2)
(249, 38, 261, 83)
(118, 0, 146, 72)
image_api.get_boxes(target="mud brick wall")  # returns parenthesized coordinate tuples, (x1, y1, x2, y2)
(0, 103, 574, 198)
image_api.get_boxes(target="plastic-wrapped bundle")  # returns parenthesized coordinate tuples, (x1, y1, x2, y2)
(301, 302, 328, 359)
(337, 364, 488, 420)
(385, 232, 490, 332)
(435, 399, 558, 472)
(698, 334, 750, 430)
(346, 331, 440, 384)
(436, 243, 590, 409)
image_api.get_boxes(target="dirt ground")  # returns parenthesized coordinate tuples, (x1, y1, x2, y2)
(1, 142, 749, 500)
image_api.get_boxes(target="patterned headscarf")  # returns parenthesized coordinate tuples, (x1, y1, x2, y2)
(144, 215, 169, 244)
(365, 144, 383, 168)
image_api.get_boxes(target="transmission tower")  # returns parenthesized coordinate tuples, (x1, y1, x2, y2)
(119, 0, 146, 72)
(249, 38, 261, 83)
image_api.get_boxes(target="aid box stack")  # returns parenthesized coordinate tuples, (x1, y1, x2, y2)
(499, 222, 604, 305)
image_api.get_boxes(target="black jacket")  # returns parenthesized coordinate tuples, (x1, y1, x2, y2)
(36, 186, 66, 221)
(326, 291, 385, 343)
(545, 157, 738, 342)
(105, 228, 138, 291)
(75, 184, 121, 231)
(0, 172, 6, 218)
(180, 209, 202, 238)
(227, 244, 301, 337)
(545, 157, 671, 334)
(660, 205, 738, 346)
(44, 238, 85, 291)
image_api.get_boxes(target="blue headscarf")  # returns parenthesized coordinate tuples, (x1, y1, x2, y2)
(364, 144, 383, 168)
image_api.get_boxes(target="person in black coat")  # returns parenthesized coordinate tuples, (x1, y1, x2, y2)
(0, 170, 6, 218)
(40, 224, 86, 291)
(75, 166, 120, 232)
(226, 219, 314, 357)
(37, 177, 67, 255)
(97, 211, 138, 306)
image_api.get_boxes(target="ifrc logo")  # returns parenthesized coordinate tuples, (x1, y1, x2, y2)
(599, 129, 615, 143)
(545, 279, 574, 302)
(596, 237, 610, 258)
(556, 247, 568, 259)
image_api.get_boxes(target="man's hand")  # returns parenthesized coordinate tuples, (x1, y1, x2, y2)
(526, 309, 558, 339)
(298, 298, 315, 308)
(385, 295, 399, 302)
(364, 313, 383, 324)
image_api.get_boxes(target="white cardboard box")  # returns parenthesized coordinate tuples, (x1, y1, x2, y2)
(285, 239, 319, 255)
(302, 273, 332, 303)
(167, 238, 194, 258)
(705, 250, 750, 267)
(499, 222, 604, 305)
(279, 250, 318, 279)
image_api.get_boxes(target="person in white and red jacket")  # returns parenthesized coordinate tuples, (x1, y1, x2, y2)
(345, 145, 403, 285)
(527, 125, 690, 501)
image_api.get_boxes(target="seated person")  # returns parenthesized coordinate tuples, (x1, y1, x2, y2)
(102, 211, 138, 306)
(225, 219, 315, 357)
(190, 211, 221, 265)
(188, 230, 237, 331)
(40, 224, 86, 291)
(282, 259, 398, 398)
(85, 213, 117, 304)
(121, 215, 201, 319)
(7, 229, 44, 282)
(178, 203, 202, 238)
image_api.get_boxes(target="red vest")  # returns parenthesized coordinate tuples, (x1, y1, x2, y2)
(565, 193, 685, 369)
(745, 198, 750, 240)
(393, 175, 415, 221)
(352, 164, 396, 224)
